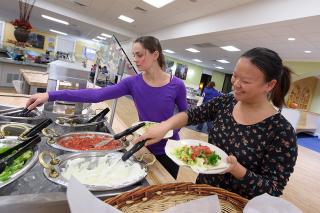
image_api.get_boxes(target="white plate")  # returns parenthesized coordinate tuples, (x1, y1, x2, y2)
(132, 121, 174, 139)
(165, 139, 230, 174)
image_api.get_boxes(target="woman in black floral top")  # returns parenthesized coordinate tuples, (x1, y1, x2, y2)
(134, 47, 298, 199)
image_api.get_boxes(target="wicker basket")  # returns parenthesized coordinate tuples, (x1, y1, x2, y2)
(105, 182, 248, 213)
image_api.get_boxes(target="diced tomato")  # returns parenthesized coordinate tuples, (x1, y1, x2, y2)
(190, 145, 213, 160)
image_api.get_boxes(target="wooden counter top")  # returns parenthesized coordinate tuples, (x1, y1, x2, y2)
(20, 69, 79, 90)
(20, 69, 48, 88)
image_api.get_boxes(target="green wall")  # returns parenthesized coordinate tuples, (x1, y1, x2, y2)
(284, 61, 320, 81)
(211, 71, 225, 91)
(165, 56, 225, 91)
(165, 56, 202, 88)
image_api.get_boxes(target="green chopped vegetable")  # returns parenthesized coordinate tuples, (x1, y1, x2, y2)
(174, 144, 221, 168)
(0, 149, 33, 182)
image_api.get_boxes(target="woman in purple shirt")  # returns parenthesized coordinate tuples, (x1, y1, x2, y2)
(26, 36, 187, 179)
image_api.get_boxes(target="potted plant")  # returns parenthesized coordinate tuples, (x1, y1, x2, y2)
(10, 0, 36, 43)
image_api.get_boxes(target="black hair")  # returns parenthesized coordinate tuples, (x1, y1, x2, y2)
(134, 36, 165, 70)
(241, 47, 292, 108)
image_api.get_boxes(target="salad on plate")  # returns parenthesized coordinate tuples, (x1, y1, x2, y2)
(165, 139, 229, 174)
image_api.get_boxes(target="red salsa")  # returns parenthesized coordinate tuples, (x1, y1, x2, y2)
(58, 134, 122, 151)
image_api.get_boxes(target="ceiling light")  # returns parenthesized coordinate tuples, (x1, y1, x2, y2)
(49, 29, 68, 36)
(143, 0, 175, 8)
(92, 39, 99, 42)
(118, 15, 135, 23)
(215, 66, 224, 69)
(101, 33, 112, 38)
(97, 36, 107, 40)
(42, 15, 69, 25)
(216, 59, 230, 63)
(192, 59, 202, 62)
(288, 37, 295, 41)
(186, 48, 200, 53)
(163, 49, 175, 53)
(304, 50, 312, 53)
(220, 46, 240, 52)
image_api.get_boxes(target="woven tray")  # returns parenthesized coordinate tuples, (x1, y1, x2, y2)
(105, 182, 248, 213)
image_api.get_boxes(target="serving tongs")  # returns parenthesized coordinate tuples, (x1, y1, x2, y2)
(94, 122, 145, 148)
(98, 138, 150, 174)
(17, 108, 32, 117)
(0, 107, 25, 115)
(85, 107, 110, 124)
(18, 118, 53, 140)
(0, 134, 41, 173)
(0, 107, 33, 117)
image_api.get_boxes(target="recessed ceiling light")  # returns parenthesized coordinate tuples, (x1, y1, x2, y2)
(288, 37, 295, 41)
(97, 36, 107, 40)
(304, 50, 312, 53)
(216, 59, 230, 63)
(192, 59, 202, 62)
(163, 49, 175, 53)
(92, 39, 99, 42)
(143, 0, 175, 8)
(41, 15, 69, 25)
(101, 33, 112, 38)
(118, 15, 135, 23)
(49, 29, 68, 35)
(215, 66, 224, 69)
(186, 48, 200, 53)
(220, 46, 240, 52)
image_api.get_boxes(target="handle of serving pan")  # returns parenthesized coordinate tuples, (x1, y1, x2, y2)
(113, 122, 146, 140)
(136, 153, 156, 167)
(21, 119, 53, 139)
(0, 123, 31, 139)
(121, 139, 148, 161)
(0, 135, 41, 173)
(38, 151, 60, 178)
(42, 127, 59, 137)
(86, 107, 110, 123)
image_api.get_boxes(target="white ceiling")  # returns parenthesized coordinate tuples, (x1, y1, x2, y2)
(1, 0, 320, 77)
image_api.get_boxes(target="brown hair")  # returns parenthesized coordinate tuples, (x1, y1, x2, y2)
(207, 81, 215, 88)
(134, 36, 165, 70)
(241, 47, 292, 108)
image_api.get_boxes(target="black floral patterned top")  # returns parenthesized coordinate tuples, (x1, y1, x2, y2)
(186, 94, 297, 199)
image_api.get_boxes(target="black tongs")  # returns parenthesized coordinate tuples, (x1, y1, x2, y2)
(0, 119, 52, 160)
(94, 122, 146, 148)
(86, 107, 110, 123)
(0, 134, 41, 173)
(17, 108, 32, 117)
(20, 118, 53, 138)
(121, 139, 149, 161)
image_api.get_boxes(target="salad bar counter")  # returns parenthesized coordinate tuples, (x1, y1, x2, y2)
(0, 103, 151, 213)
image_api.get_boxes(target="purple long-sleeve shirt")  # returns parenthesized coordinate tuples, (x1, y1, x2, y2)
(48, 74, 188, 155)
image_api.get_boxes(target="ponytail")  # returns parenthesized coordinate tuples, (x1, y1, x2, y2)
(270, 66, 292, 108)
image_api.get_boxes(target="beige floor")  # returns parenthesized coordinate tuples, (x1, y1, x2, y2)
(1, 88, 319, 212)
(105, 96, 320, 213)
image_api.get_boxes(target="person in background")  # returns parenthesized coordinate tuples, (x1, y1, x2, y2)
(196, 81, 221, 132)
(101, 65, 108, 74)
(133, 47, 297, 199)
(89, 64, 97, 82)
(25, 36, 187, 179)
